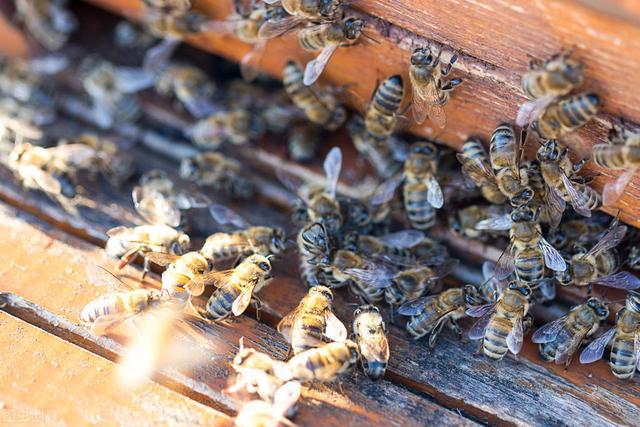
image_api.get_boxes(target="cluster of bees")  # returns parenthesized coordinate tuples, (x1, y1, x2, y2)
(3, 0, 640, 424)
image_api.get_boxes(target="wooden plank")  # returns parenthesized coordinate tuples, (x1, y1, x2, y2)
(0, 311, 233, 427)
(0, 203, 476, 426)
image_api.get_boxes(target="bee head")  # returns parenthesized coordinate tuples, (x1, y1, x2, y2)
(311, 285, 334, 302)
(271, 228, 286, 254)
(463, 284, 481, 306)
(172, 234, 191, 255)
(246, 254, 272, 273)
(509, 187, 534, 207)
(627, 290, 640, 313)
(587, 297, 609, 318)
(536, 139, 560, 161)
(354, 304, 379, 317)
(411, 47, 434, 66)
(510, 205, 536, 222)
(343, 18, 364, 40)
(561, 59, 584, 85)
(411, 141, 437, 158)
(508, 281, 532, 297)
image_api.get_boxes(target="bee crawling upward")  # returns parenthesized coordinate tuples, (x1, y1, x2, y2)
(456, 137, 507, 205)
(352, 304, 390, 379)
(364, 75, 404, 142)
(402, 141, 444, 230)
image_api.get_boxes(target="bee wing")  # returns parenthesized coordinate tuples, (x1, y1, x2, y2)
(209, 203, 252, 229)
(303, 44, 340, 86)
(494, 244, 516, 279)
(323, 146, 342, 198)
(183, 97, 219, 119)
(515, 97, 553, 127)
(397, 295, 436, 316)
(545, 184, 566, 230)
(369, 174, 402, 205)
(560, 172, 592, 218)
(85, 264, 135, 291)
(257, 16, 305, 39)
(113, 66, 155, 93)
(539, 237, 567, 272)
(143, 39, 180, 74)
(475, 213, 512, 231)
(273, 381, 302, 417)
(579, 327, 616, 364)
(584, 225, 627, 259)
(411, 75, 446, 128)
(376, 230, 425, 248)
(277, 307, 301, 342)
(426, 176, 444, 208)
(276, 168, 306, 201)
(455, 153, 497, 186)
(174, 191, 211, 210)
(324, 310, 348, 342)
(507, 315, 524, 354)
(466, 302, 496, 318)
(145, 252, 181, 268)
(133, 186, 181, 227)
(232, 283, 257, 316)
(591, 271, 640, 290)
(25, 165, 62, 194)
(555, 326, 590, 365)
(603, 168, 637, 206)
(345, 267, 394, 289)
(467, 304, 496, 340)
(635, 333, 640, 371)
(531, 316, 568, 344)
(183, 270, 232, 296)
(90, 312, 138, 336)
(240, 41, 266, 83)
(200, 19, 239, 34)
(359, 329, 390, 364)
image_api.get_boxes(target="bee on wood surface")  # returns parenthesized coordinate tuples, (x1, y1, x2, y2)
(365, 75, 404, 141)
(403, 141, 443, 230)
(399, 285, 482, 348)
(180, 152, 255, 199)
(409, 47, 462, 127)
(282, 61, 346, 131)
(488, 124, 533, 207)
(277, 285, 347, 355)
(592, 121, 640, 206)
(532, 297, 609, 366)
(234, 381, 301, 427)
(258, 0, 344, 39)
(467, 281, 533, 360)
(520, 93, 600, 140)
(456, 137, 508, 205)
(580, 291, 640, 380)
(202, 254, 274, 320)
(276, 339, 359, 383)
(187, 109, 261, 148)
(14, 0, 77, 51)
(154, 64, 217, 118)
(352, 304, 389, 380)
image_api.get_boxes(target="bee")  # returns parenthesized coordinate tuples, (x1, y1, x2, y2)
(328, 250, 387, 301)
(546, 215, 610, 251)
(525, 160, 564, 228)
(277, 285, 347, 355)
(580, 291, 640, 380)
(449, 204, 510, 241)
(347, 116, 405, 179)
(282, 61, 346, 131)
(203, 254, 273, 320)
(365, 75, 404, 141)
(114, 20, 157, 51)
(476, 204, 566, 284)
(234, 381, 301, 427)
(403, 141, 443, 230)
(528, 93, 601, 140)
(277, 340, 360, 382)
(179, 152, 255, 199)
(14, 0, 77, 51)
(187, 109, 262, 149)
(345, 230, 426, 263)
(287, 122, 321, 163)
(154, 64, 217, 118)
(352, 305, 389, 379)
(456, 137, 507, 205)
(536, 139, 600, 221)
(489, 124, 533, 207)
(258, 0, 344, 39)
(532, 298, 609, 366)
(399, 285, 482, 348)
(468, 281, 532, 360)
(516, 51, 584, 126)
(80, 265, 165, 335)
(203, 204, 287, 262)
(556, 222, 640, 291)
(592, 122, 640, 206)
(0, 57, 55, 107)
(299, 17, 364, 85)
(409, 47, 461, 127)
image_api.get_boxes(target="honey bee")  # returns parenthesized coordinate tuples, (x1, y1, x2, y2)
(592, 122, 640, 206)
(277, 285, 346, 355)
(345, 229, 426, 263)
(287, 122, 321, 163)
(537, 139, 601, 219)
(80, 264, 164, 335)
(300, 17, 364, 85)
(527, 93, 601, 140)
(403, 141, 443, 230)
(187, 109, 262, 148)
(234, 381, 301, 427)
(449, 204, 510, 241)
(489, 124, 533, 207)
(399, 285, 481, 348)
(476, 204, 566, 284)
(258, 0, 344, 39)
(409, 47, 461, 127)
(14, 0, 77, 51)
(456, 137, 507, 205)
(352, 305, 389, 380)
(532, 297, 609, 366)
(347, 116, 405, 179)
(277, 340, 360, 382)
(203, 204, 286, 262)
(556, 222, 640, 290)
(282, 61, 346, 131)
(202, 254, 273, 320)
(546, 215, 610, 251)
(525, 160, 564, 228)
(154, 64, 217, 118)
(580, 291, 640, 380)
(516, 51, 584, 127)
(179, 152, 255, 199)
(365, 75, 404, 141)
(467, 281, 532, 360)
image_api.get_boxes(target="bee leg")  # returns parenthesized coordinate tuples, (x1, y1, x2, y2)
(118, 247, 139, 271)
(252, 297, 263, 321)
(441, 53, 458, 76)
(573, 159, 586, 173)
(142, 256, 150, 280)
(441, 78, 462, 92)
(450, 319, 464, 341)
(474, 341, 484, 355)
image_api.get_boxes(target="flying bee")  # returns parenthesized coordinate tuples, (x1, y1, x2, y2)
(532, 297, 609, 366)
(456, 137, 507, 205)
(409, 47, 462, 127)
(179, 152, 255, 199)
(403, 141, 444, 230)
(489, 123, 533, 207)
(234, 381, 301, 427)
(537, 139, 601, 220)
(516, 51, 584, 126)
(449, 204, 510, 241)
(277, 285, 347, 355)
(276, 340, 360, 383)
(282, 61, 347, 131)
(154, 64, 217, 118)
(299, 17, 364, 85)
(399, 285, 482, 348)
(592, 121, 640, 206)
(287, 122, 321, 163)
(556, 222, 640, 291)
(365, 75, 404, 141)
(258, 0, 344, 39)
(476, 204, 566, 284)
(202, 254, 274, 320)
(187, 109, 262, 148)
(352, 305, 389, 380)
(580, 291, 640, 380)
(14, 0, 77, 51)
(203, 204, 287, 262)
(467, 281, 532, 360)
(522, 93, 601, 139)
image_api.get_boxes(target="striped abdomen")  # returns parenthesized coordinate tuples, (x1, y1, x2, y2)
(283, 62, 332, 125)
(483, 317, 511, 359)
(406, 303, 441, 339)
(489, 124, 516, 171)
(365, 75, 403, 140)
(514, 245, 545, 284)
(291, 311, 327, 354)
(535, 93, 600, 139)
(595, 250, 621, 277)
(205, 285, 241, 320)
(287, 341, 358, 382)
(80, 293, 127, 324)
(593, 144, 640, 169)
(572, 182, 601, 211)
(298, 25, 329, 52)
(610, 334, 637, 379)
(349, 281, 384, 303)
(201, 232, 250, 260)
(403, 182, 436, 230)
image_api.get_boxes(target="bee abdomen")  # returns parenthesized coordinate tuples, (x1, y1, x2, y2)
(80, 294, 122, 323)
(592, 145, 629, 169)
(205, 287, 239, 320)
(298, 28, 326, 52)
(406, 308, 438, 339)
(483, 321, 510, 359)
(610, 337, 637, 379)
(574, 182, 601, 211)
(462, 139, 488, 161)
(404, 184, 436, 230)
(514, 247, 545, 284)
(558, 93, 600, 129)
(372, 75, 404, 115)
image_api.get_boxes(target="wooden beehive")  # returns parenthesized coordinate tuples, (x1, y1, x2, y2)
(1, 1, 640, 426)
